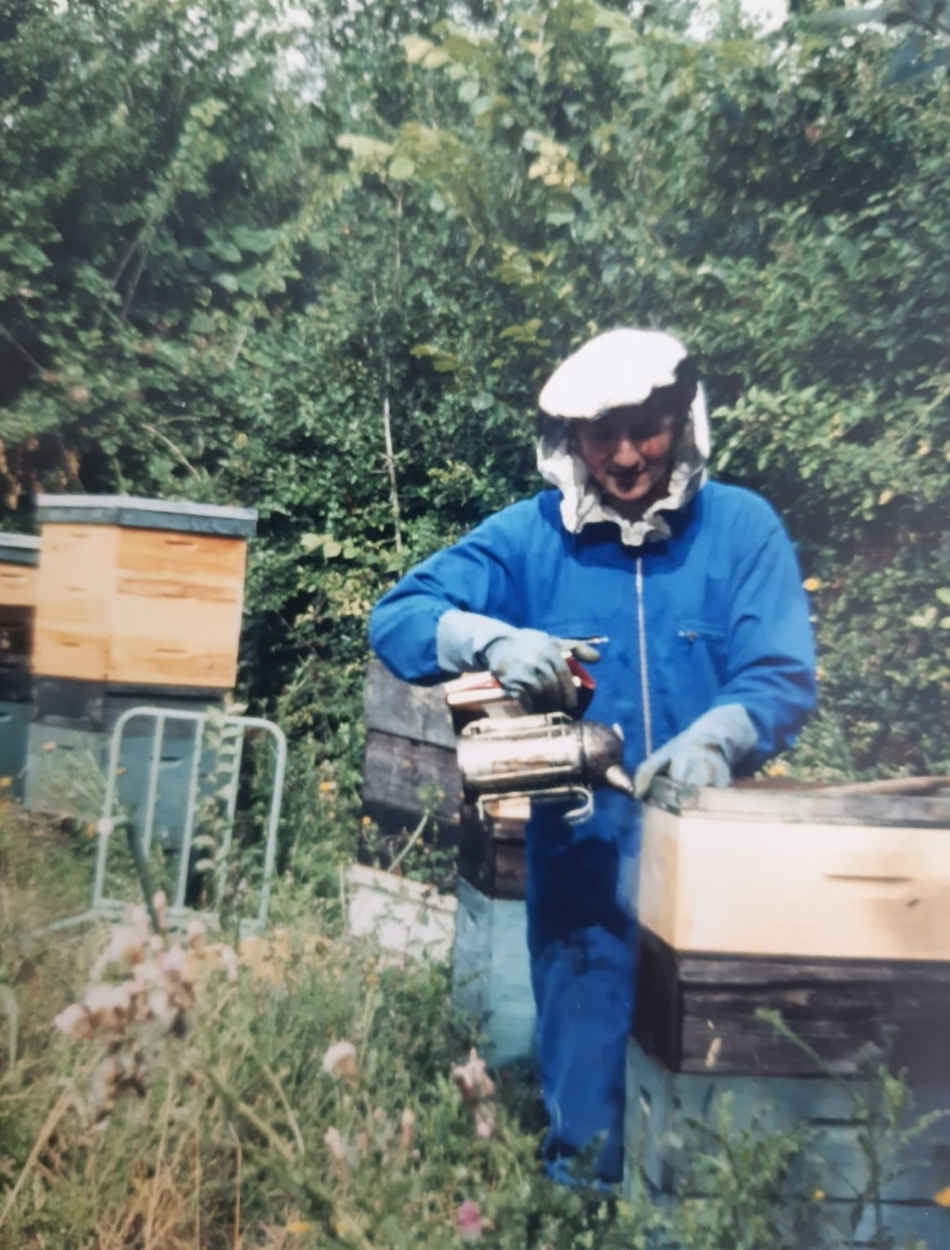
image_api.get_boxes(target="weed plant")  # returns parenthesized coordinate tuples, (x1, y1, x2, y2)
(1, 800, 946, 1250)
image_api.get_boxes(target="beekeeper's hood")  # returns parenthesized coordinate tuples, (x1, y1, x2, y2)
(537, 327, 710, 548)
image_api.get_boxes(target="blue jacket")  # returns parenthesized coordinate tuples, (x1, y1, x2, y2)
(369, 480, 816, 1182)
(370, 483, 815, 770)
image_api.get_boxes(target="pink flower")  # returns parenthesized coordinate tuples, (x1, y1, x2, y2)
(455, 1200, 485, 1240)
(451, 1049, 497, 1140)
(451, 1049, 495, 1106)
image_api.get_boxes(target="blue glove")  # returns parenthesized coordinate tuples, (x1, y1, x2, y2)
(633, 704, 757, 798)
(436, 609, 599, 712)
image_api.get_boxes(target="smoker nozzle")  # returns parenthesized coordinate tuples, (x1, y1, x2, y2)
(604, 763, 635, 798)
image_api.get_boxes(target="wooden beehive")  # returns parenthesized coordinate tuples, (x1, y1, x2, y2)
(32, 495, 257, 688)
(361, 656, 463, 838)
(362, 658, 535, 1065)
(634, 778, 950, 1079)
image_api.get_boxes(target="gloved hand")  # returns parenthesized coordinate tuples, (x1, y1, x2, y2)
(633, 704, 757, 798)
(436, 609, 599, 712)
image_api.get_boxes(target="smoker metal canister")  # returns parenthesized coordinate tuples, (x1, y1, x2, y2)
(456, 714, 632, 799)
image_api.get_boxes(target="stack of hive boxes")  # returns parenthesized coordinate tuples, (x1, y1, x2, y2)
(361, 657, 535, 1066)
(25, 495, 257, 838)
(0, 534, 41, 797)
(627, 778, 950, 1246)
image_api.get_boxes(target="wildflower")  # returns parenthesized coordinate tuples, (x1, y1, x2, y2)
(147, 988, 177, 1029)
(218, 944, 238, 983)
(54, 1002, 94, 1040)
(934, 1186, 950, 1207)
(105, 919, 150, 968)
(452, 1049, 497, 1140)
(802, 577, 822, 593)
(84, 982, 137, 1032)
(324, 1126, 349, 1177)
(161, 944, 189, 982)
(451, 1049, 495, 1105)
(399, 1106, 416, 1150)
(456, 1200, 485, 1240)
(322, 1040, 358, 1083)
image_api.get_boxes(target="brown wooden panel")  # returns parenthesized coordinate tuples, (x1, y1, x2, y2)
(109, 593, 241, 687)
(363, 657, 456, 749)
(457, 805, 527, 899)
(0, 563, 37, 608)
(635, 926, 950, 1081)
(116, 528, 246, 601)
(362, 729, 462, 830)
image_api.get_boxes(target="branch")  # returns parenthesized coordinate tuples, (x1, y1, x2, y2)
(140, 422, 202, 480)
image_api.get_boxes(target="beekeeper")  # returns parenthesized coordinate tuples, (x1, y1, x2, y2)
(369, 328, 816, 1184)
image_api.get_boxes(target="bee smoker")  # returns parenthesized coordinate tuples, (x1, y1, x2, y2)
(445, 660, 634, 822)
(456, 713, 634, 821)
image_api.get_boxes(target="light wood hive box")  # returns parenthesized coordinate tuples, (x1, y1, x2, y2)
(635, 777, 950, 1079)
(32, 496, 257, 689)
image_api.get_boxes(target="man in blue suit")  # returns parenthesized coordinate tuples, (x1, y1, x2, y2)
(369, 328, 816, 1184)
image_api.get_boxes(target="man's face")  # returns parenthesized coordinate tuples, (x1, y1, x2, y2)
(572, 404, 679, 518)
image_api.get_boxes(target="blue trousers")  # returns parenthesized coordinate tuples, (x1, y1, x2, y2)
(526, 798, 639, 1185)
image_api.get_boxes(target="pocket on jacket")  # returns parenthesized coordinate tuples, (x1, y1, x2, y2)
(675, 620, 728, 685)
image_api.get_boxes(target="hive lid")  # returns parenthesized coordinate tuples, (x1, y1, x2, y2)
(0, 533, 41, 566)
(648, 776, 950, 829)
(35, 494, 257, 537)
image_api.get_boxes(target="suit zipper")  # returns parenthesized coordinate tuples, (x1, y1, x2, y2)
(636, 556, 653, 757)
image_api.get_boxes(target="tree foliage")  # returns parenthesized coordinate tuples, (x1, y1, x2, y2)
(2, 0, 949, 777)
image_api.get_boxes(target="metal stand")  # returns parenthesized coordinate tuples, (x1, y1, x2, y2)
(41, 706, 287, 939)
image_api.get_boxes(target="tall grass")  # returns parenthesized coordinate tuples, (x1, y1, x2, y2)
(0, 801, 648, 1249)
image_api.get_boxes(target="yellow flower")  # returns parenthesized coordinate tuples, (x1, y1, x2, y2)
(813, 1189, 826, 1202)
(286, 1220, 312, 1234)
(803, 577, 822, 593)
(0, 776, 11, 790)
(933, 1186, 950, 1207)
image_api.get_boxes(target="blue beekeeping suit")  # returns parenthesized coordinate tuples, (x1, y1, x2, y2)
(369, 329, 817, 1184)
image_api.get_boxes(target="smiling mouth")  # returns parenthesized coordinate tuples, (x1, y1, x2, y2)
(608, 470, 643, 491)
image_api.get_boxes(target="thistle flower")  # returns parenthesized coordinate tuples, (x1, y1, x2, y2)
(452, 1049, 497, 1140)
(54, 1002, 94, 1040)
(84, 982, 137, 1032)
(322, 1040, 358, 1083)
(456, 1200, 486, 1240)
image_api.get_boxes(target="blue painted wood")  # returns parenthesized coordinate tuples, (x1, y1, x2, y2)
(639, 1178, 950, 1249)
(0, 699, 30, 799)
(35, 494, 257, 537)
(452, 879, 535, 1067)
(0, 534, 40, 566)
(24, 698, 224, 840)
(625, 1037, 950, 1237)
